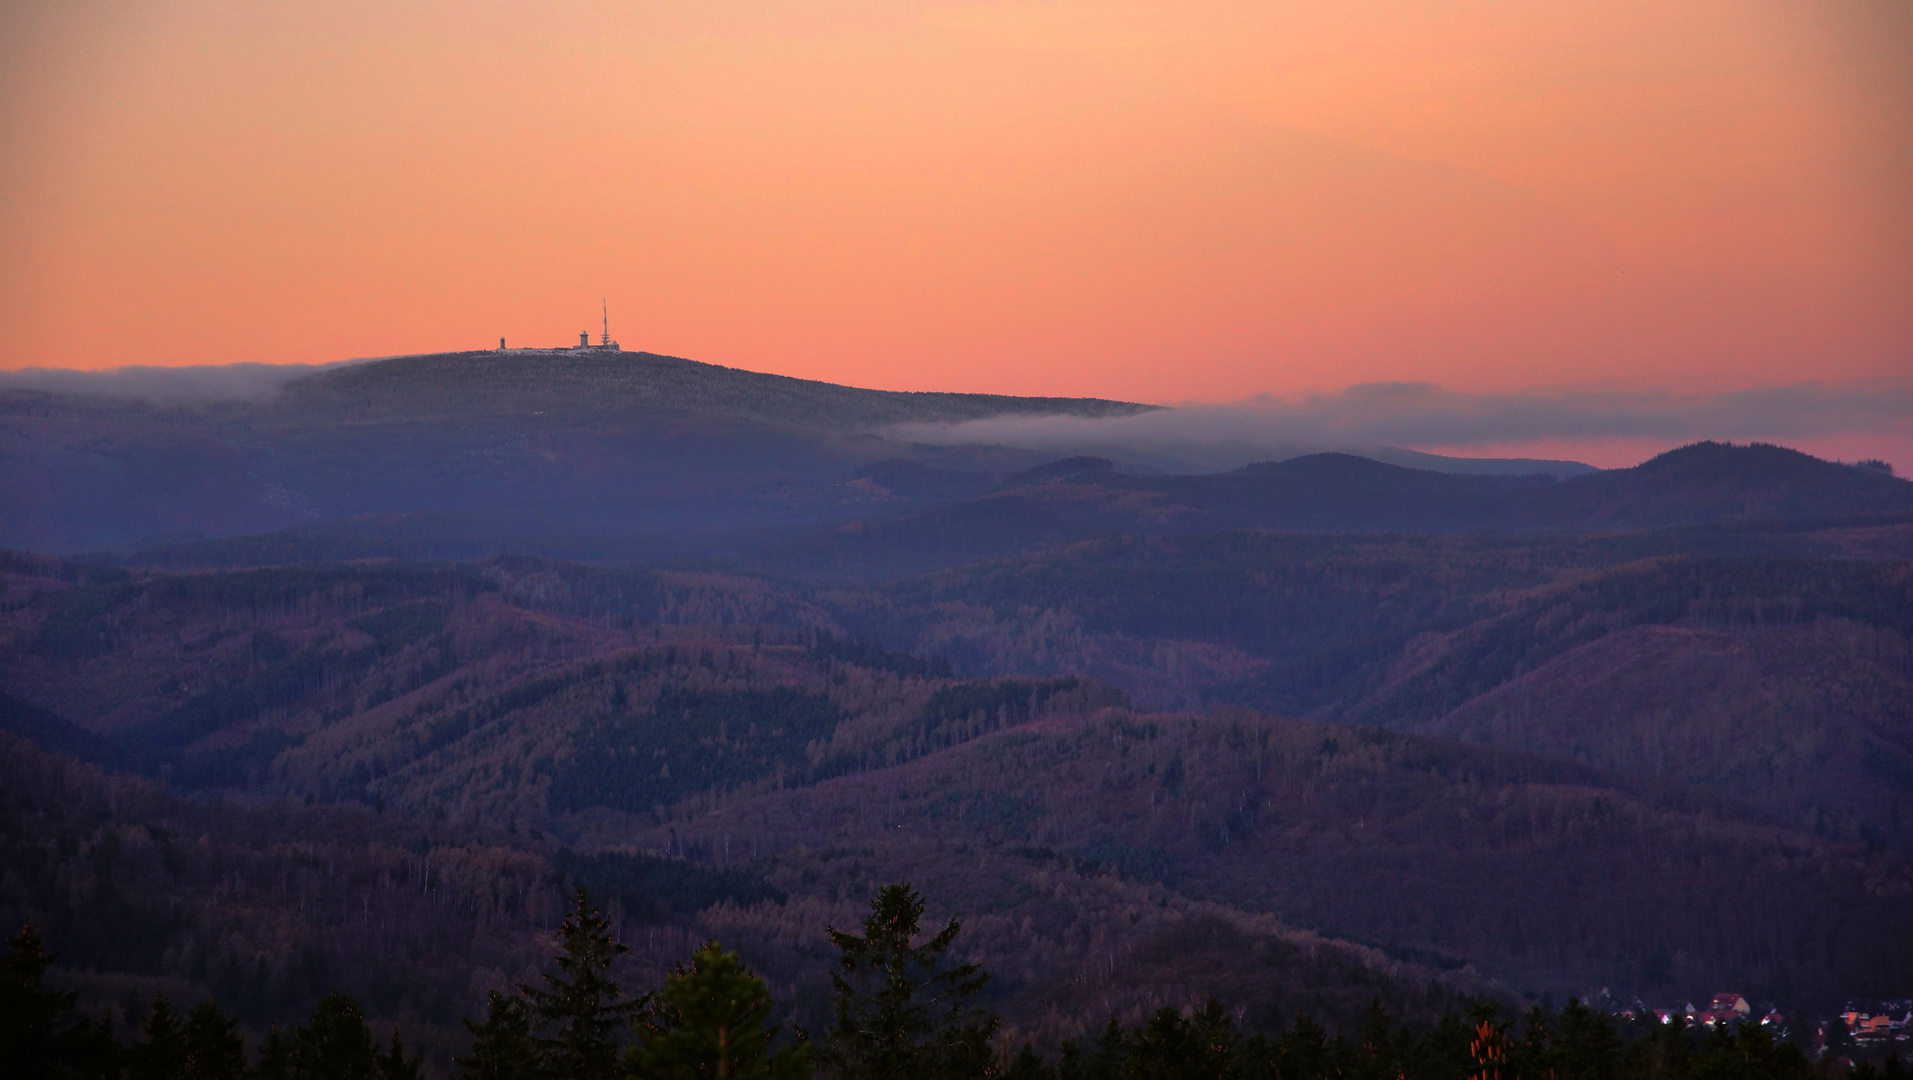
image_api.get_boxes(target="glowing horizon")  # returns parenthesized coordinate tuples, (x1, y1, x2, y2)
(2, 0, 1909, 467)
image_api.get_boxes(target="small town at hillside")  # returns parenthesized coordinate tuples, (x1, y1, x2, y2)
(1834, 1000, 1913, 1051)
(1613, 993, 1912, 1061)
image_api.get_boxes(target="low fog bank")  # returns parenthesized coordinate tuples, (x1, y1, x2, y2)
(0, 360, 364, 403)
(891, 381, 1913, 473)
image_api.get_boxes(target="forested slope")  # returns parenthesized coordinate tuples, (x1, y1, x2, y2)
(638, 707, 1913, 1026)
(0, 350, 1151, 553)
(4, 536, 1911, 1044)
(830, 535, 1913, 848)
(730, 444, 1913, 579)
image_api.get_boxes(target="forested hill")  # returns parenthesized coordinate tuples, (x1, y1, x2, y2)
(82, 441, 1913, 575)
(829, 526, 1913, 851)
(720, 442, 1913, 579)
(3, 548, 1910, 1048)
(281, 350, 1157, 429)
(1, 351, 1153, 553)
(14, 340, 1905, 565)
(940, 442, 1913, 537)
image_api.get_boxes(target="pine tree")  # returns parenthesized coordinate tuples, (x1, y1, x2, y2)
(1350, 998, 1410, 1080)
(292, 991, 382, 1080)
(1685, 1018, 1809, 1080)
(1621, 1011, 1690, 1080)
(254, 1026, 295, 1080)
(1508, 1004, 1562, 1080)
(1554, 998, 1621, 1080)
(129, 995, 188, 1080)
(182, 998, 247, 1080)
(1066, 1018, 1131, 1080)
(1128, 1000, 1236, 1079)
(819, 882, 997, 1080)
(1004, 1043, 1051, 1080)
(1274, 1014, 1333, 1080)
(1466, 1001, 1512, 1080)
(1421, 1006, 1488, 1080)
(0, 920, 68, 1071)
(626, 941, 811, 1080)
(378, 1027, 423, 1080)
(457, 991, 540, 1080)
(0, 920, 120, 1080)
(522, 889, 641, 1080)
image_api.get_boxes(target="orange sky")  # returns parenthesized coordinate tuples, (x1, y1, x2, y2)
(1, 1, 1908, 459)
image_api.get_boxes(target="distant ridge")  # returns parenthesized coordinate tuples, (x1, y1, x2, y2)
(1546, 439, 1906, 525)
(284, 349, 1158, 430)
(0, 350, 1165, 551)
(714, 442, 1913, 579)
(6, 346, 1905, 561)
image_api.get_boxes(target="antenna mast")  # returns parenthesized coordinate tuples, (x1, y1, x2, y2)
(601, 299, 609, 347)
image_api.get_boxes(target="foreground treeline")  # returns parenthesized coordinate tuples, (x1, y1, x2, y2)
(6, 883, 1903, 1080)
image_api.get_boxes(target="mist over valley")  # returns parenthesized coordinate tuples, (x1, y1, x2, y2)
(3, 350, 1912, 1073)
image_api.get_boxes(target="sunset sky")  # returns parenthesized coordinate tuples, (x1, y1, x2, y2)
(2, 0, 1908, 466)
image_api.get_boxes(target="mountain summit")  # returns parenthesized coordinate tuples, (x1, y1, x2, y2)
(286, 349, 1157, 429)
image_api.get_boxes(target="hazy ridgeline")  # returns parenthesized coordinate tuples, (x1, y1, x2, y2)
(11, 351, 1904, 562)
(2, 355, 1912, 1073)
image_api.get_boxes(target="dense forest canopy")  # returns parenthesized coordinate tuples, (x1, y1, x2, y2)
(2, 434, 1910, 1074)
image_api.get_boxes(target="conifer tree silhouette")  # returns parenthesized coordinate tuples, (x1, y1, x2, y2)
(627, 941, 811, 1080)
(456, 991, 540, 1080)
(129, 995, 186, 1080)
(293, 991, 383, 1080)
(181, 998, 247, 1080)
(819, 882, 996, 1080)
(521, 889, 641, 1080)
(254, 1026, 295, 1080)
(0, 920, 120, 1079)
(378, 1027, 423, 1080)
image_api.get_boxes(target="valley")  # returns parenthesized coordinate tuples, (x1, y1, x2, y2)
(2, 356, 1911, 1068)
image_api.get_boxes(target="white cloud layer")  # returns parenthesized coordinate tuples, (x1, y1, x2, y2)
(0, 361, 362, 402)
(891, 381, 1913, 472)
